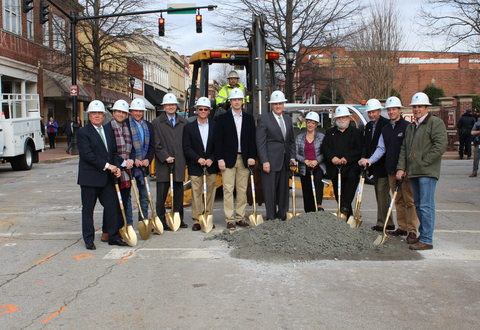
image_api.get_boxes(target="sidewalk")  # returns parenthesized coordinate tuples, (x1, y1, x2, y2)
(39, 142, 78, 164)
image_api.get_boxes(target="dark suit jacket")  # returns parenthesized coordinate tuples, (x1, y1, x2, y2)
(77, 123, 123, 187)
(183, 119, 219, 176)
(214, 109, 257, 168)
(256, 112, 295, 172)
(362, 116, 389, 178)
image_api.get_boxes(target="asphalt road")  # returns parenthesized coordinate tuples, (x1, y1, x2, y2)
(1, 158, 479, 329)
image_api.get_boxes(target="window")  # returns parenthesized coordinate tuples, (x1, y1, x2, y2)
(26, 10, 34, 39)
(3, 0, 21, 34)
(52, 14, 66, 52)
(43, 23, 50, 47)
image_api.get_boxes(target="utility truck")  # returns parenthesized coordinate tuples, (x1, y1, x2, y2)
(0, 94, 45, 170)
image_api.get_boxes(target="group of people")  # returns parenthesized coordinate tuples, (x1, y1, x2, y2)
(78, 85, 447, 253)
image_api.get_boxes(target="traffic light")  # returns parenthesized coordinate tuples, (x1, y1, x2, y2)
(39, 0, 49, 24)
(158, 18, 165, 37)
(195, 14, 202, 33)
(22, 0, 34, 13)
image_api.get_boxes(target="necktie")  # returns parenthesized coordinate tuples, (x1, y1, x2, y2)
(278, 116, 286, 138)
(97, 127, 107, 149)
(170, 118, 174, 127)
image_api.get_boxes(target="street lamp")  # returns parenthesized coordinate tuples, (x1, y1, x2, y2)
(167, 87, 172, 94)
(285, 47, 296, 103)
(129, 76, 135, 99)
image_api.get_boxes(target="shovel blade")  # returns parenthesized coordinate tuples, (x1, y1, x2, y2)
(125, 225, 138, 247)
(151, 216, 163, 235)
(373, 233, 389, 245)
(138, 220, 151, 240)
(167, 212, 181, 231)
(255, 214, 264, 226)
(347, 216, 362, 228)
(286, 212, 293, 220)
(200, 215, 214, 233)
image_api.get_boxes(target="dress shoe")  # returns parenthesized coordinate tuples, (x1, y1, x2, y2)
(409, 242, 433, 250)
(101, 233, 109, 242)
(108, 239, 128, 246)
(236, 220, 249, 227)
(227, 222, 236, 230)
(180, 223, 188, 229)
(387, 228, 407, 236)
(469, 173, 477, 177)
(318, 207, 325, 211)
(340, 207, 350, 216)
(192, 223, 201, 231)
(371, 225, 395, 231)
(406, 233, 419, 244)
(85, 242, 96, 250)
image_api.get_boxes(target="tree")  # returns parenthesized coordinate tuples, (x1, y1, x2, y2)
(319, 83, 345, 104)
(422, 85, 445, 106)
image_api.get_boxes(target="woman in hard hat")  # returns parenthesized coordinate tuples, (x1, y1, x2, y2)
(295, 112, 326, 212)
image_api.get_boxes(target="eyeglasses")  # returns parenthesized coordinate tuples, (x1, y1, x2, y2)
(197, 108, 210, 112)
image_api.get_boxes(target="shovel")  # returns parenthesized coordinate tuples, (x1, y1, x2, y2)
(198, 166, 214, 233)
(128, 169, 151, 240)
(286, 164, 301, 219)
(374, 177, 404, 245)
(248, 165, 264, 226)
(332, 165, 347, 220)
(347, 166, 367, 228)
(309, 167, 319, 212)
(140, 167, 163, 235)
(166, 162, 181, 231)
(111, 172, 137, 247)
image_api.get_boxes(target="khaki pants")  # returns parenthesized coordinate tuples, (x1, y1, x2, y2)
(388, 173, 418, 234)
(190, 173, 217, 224)
(374, 176, 394, 227)
(222, 155, 249, 223)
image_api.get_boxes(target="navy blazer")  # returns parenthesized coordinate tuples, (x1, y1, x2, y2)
(77, 123, 123, 187)
(183, 119, 219, 176)
(362, 116, 389, 178)
(214, 109, 257, 168)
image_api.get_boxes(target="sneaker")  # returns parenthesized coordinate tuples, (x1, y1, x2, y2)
(227, 222, 236, 230)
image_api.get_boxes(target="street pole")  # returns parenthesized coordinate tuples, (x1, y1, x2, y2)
(285, 0, 293, 103)
(70, 11, 79, 155)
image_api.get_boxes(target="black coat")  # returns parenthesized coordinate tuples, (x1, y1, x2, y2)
(362, 116, 389, 178)
(183, 119, 219, 176)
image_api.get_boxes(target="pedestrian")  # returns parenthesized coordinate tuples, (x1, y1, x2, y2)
(361, 96, 419, 243)
(215, 88, 256, 230)
(100, 100, 135, 243)
(76, 116, 83, 128)
(396, 92, 447, 250)
(295, 111, 326, 212)
(63, 117, 73, 154)
(322, 106, 363, 218)
(358, 99, 393, 232)
(40, 115, 45, 137)
(183, 97, 219, 231)
(46, 116, 58, 149)
(129, 98, 155, 228)
(469, 118, 480, 177)
(256, 90, 296, 221)
(77, 100, 128, 250)
(457, 109, 476, 159)
(152, 93, 188, 230)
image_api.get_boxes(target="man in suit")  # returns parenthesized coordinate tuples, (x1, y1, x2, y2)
(215, 88, 257, 230)
(77, 100, 127, 250)
(256, 90, 296, 221)
(358, 99, 393, 231)
(183, 97, 219, 231)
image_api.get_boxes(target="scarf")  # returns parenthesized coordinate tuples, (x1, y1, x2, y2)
(111, 118, 132, 189)
(130, 117, 150, 184)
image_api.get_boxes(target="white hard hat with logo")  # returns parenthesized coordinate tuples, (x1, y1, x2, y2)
(410, 92, 431, 106)
(385, 96, 403, 108)
(195, 97, 212, 109)
(86, 100, 106, 113)
(228, 88, 245, 100)
(130, 98, 147, 111)
(334, 105, 351, 118)
(305, 111, 319, 123)
(228, 71, 240, 79)
(111, 100, 130, 113)
(268, 90, 288, 103)
(162, 93, 179, 105)
(365, 98, 382, 112)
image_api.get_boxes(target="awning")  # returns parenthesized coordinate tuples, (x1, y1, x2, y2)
(145, 84, 166, 106)
(133, 93, 155, 110)
(43, 70, 91, 102)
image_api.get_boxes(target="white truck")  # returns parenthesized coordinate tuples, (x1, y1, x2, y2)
(0, 94, 45, 171)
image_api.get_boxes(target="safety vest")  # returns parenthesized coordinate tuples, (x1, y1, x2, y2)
(215, 83, 246, 105)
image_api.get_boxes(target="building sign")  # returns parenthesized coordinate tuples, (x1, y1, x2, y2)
(447, 110, 456, 129)
(70, 85, 78, 96)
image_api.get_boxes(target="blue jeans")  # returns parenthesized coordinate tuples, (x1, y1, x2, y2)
(136, 176, 150, 222)
(410, 177, 437, 245)
(121, 188, 133, 227)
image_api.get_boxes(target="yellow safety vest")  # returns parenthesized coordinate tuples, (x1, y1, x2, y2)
(215, 83, 246, 105)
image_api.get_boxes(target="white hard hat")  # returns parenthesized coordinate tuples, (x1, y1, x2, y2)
(162, 93, 179, 105)
(365, 98, 382, 112)
(305, 111, 319, 123)
(86, 100, 106, 113)
(228, 88, 245, 100)
(130, 98, 147, 111)
(385, 96, 403, 108)
(268, 90, 287, 103)
(228, 71, 240, 79)
(195, 97, 211, 109)
(111, 100, 130, 113)
(410, 92, 431, 106)
(334, 105, 351, 118)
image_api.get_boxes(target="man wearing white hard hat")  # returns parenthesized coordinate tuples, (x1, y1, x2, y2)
(215, 88, 256, 230)
(396, 92, 447, 250)
(183, 97, 219, 231)
(129, 98, 156, 227)
(77, 100, 127, 250)
(363, 96, 419, 243)
(153, 93, 188, 229)
(358, 98, 393, 232)
(322, 105, 363, 218)
(256, 90, 296, 221)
